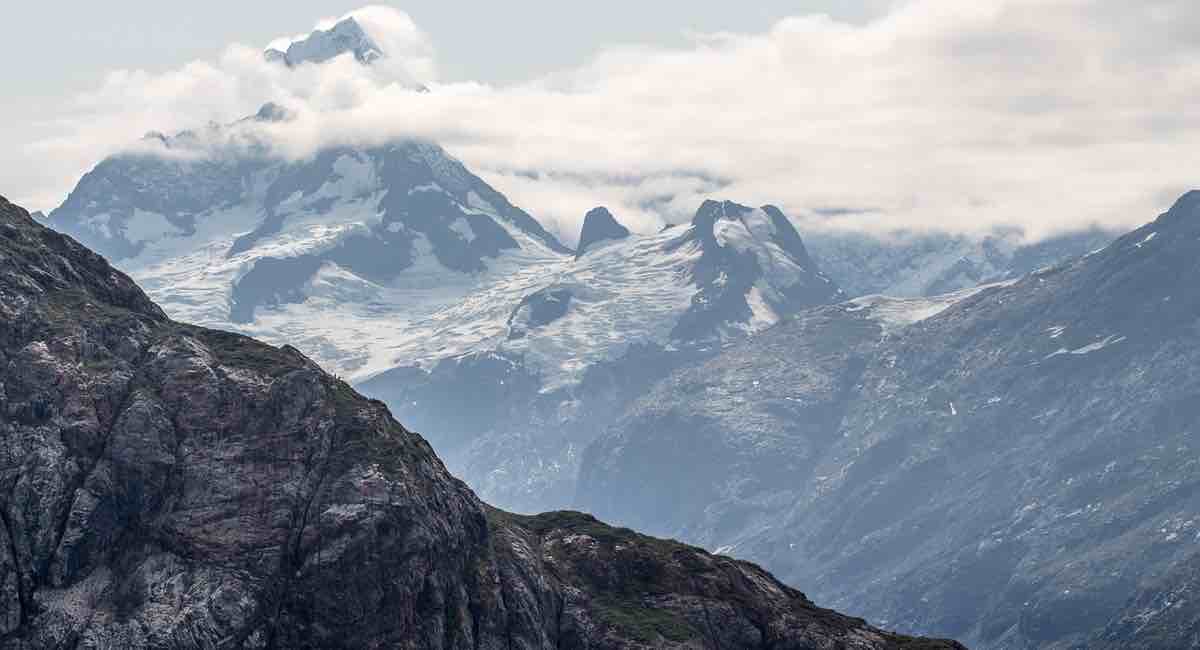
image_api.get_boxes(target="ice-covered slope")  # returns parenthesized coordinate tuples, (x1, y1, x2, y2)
(50, 142, 836, 386)
(357, 200, 844, 511)
(49, 110, 569, 379)
(372, 200, 841, 389)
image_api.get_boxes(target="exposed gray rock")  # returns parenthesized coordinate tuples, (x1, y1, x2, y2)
(0, 195, 960, 649)
(577, 191, 1200, 648)
(575, 207, 630, 258)
(508, 288, 573, 339)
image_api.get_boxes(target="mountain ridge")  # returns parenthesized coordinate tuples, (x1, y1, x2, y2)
(575, 190, 1200, 648)
(0, 193, 963, 649)
(44, 112, 1111, 521)
(265, 17, 383, 67)
(356, 200, 844, 512)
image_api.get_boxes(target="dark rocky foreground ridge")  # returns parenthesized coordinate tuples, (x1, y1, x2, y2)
(579, 192, 1200, 648)
(0, 195, 961, 648)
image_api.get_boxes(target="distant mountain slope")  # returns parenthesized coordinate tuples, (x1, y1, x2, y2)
(578, 191, 1200, 648)
(359, 200, 844, 512)
(806, 226, 1116, 298)
(0, 195, 964, 648)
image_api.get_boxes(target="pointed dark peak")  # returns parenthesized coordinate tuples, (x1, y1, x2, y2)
(575, 207, 631, 258)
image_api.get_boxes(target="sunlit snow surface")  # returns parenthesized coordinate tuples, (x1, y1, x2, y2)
(55, 138, 830, 392)
(109, 189, 810, 390)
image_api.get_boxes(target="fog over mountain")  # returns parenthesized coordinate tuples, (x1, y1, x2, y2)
(5, 2, 1200, 649)
(12, 2, 1200, 244)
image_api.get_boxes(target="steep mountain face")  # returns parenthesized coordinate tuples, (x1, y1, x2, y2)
(576, 288, 988, 543)
(805, 227, 1115, 298)
(577, 192, 1200, 648)
(265, 17, 383, 66)
(359, 200, 844, 512)
(0, 196, 964, 648)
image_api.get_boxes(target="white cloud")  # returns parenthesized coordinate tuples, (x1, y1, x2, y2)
(16, 1, 1200, 244)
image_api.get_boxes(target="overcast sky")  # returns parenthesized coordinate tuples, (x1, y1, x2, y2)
(3, 1, 1198, 242)
(4, 2, 887, 88)
(2, 1, 887, 213)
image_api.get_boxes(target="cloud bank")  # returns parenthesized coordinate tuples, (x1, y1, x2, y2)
(18, 1, 1200, 244)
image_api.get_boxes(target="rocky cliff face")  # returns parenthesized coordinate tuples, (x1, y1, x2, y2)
(0, 195, 959, 649)
(578, 192, 1200, 648)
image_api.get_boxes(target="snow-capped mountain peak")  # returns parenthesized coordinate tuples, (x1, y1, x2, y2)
(668, 200, 843, 341)
(47, 107, 576, 378)
(265, 17, 383, 67)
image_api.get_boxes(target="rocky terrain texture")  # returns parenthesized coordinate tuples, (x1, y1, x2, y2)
(359, 200, 845, 513)
(0, 195, 962, 648)
(575, 207, 630, 258)
(579, 192, 1200, 648)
